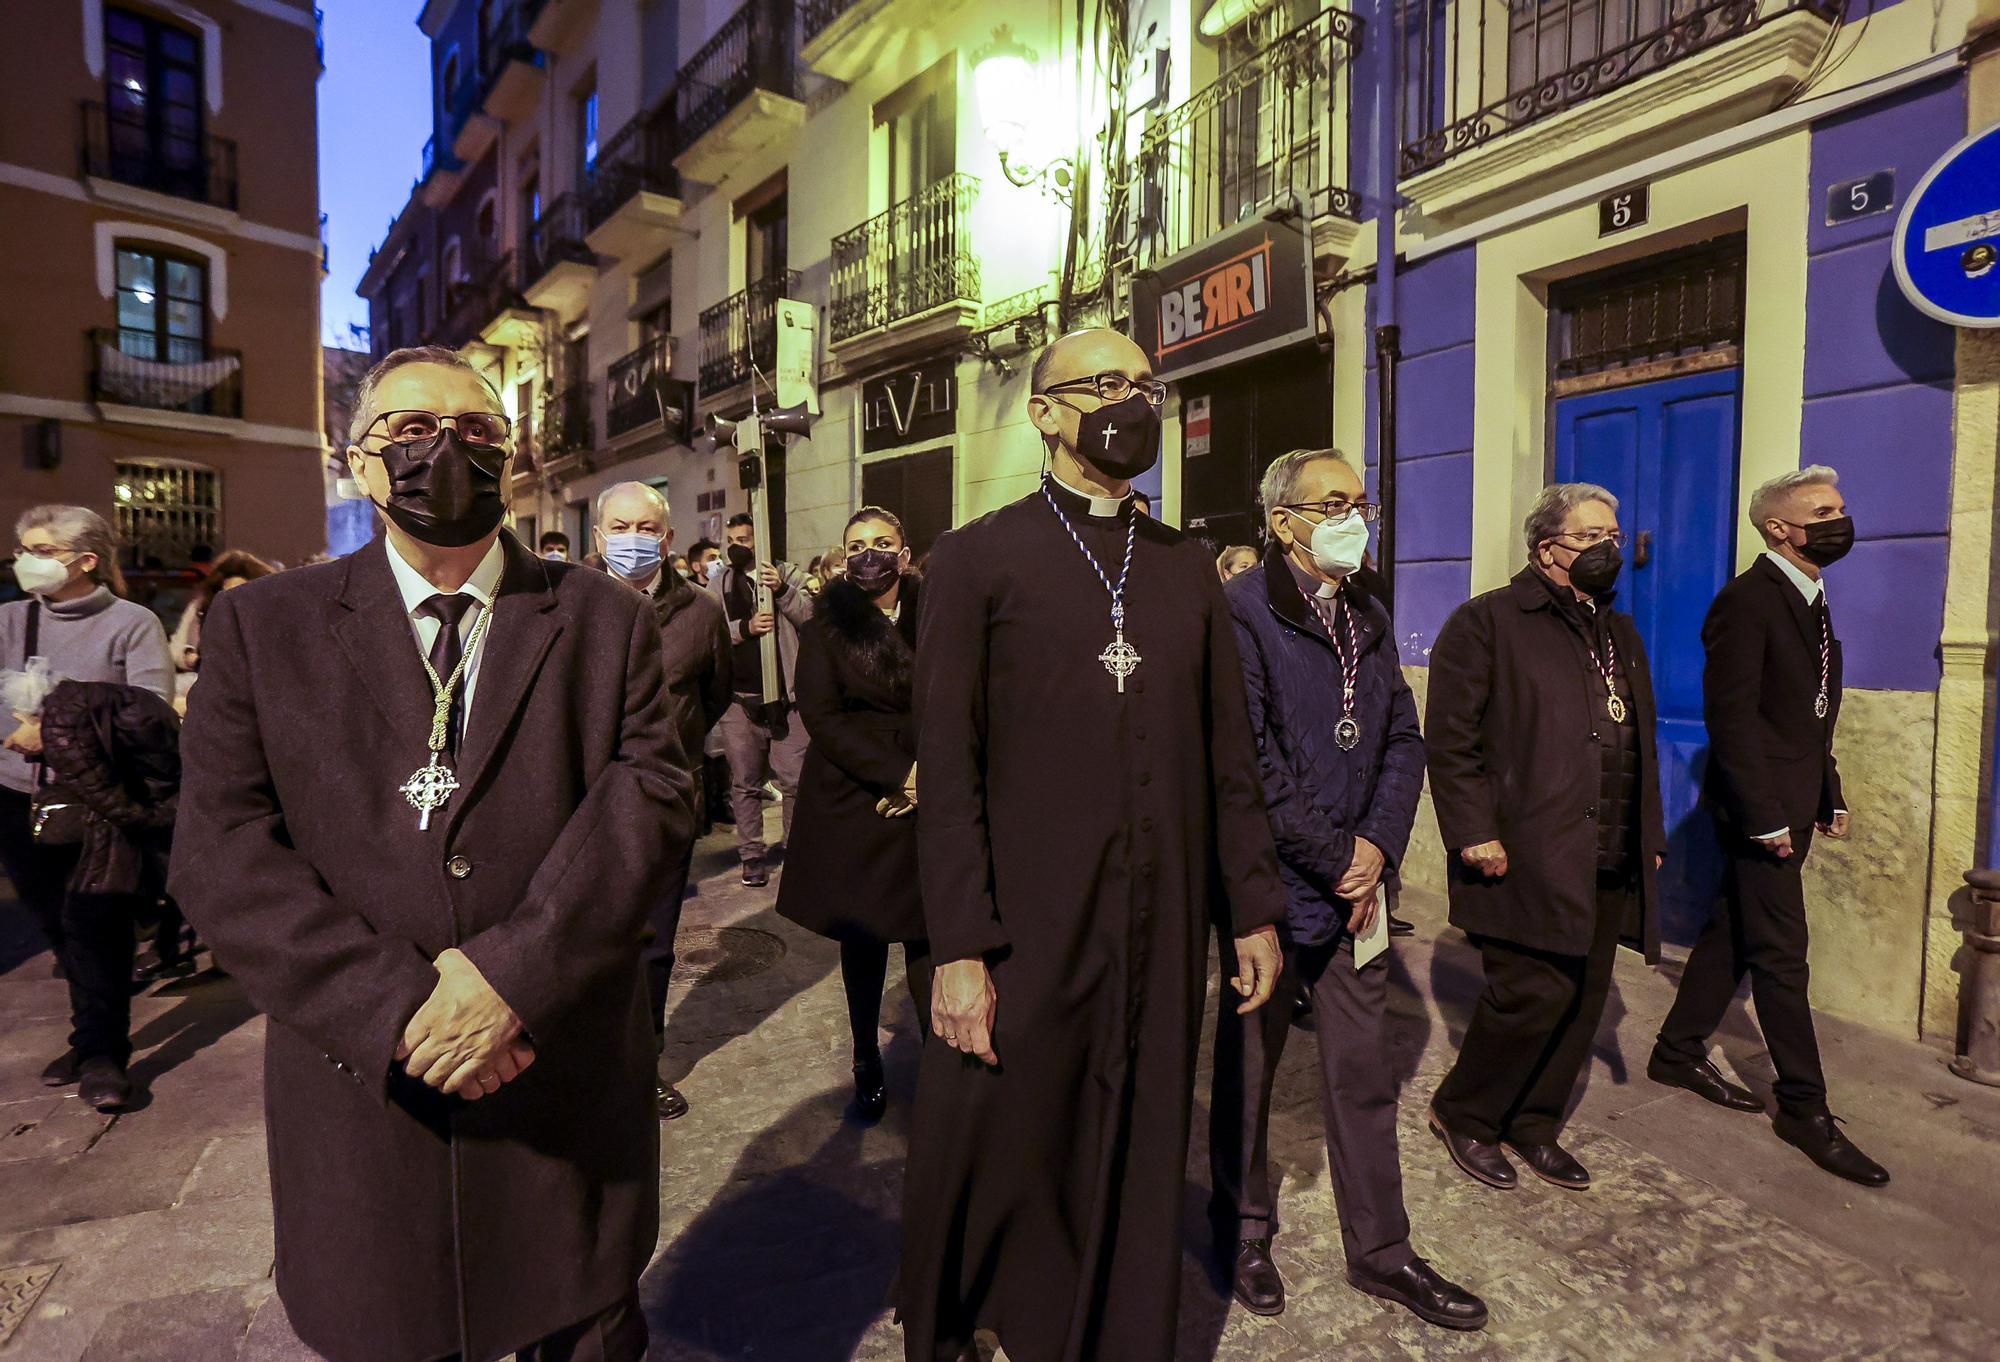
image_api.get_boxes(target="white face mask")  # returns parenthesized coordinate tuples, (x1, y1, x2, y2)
(13, 554, 74, 597)
(1289, 509, 1370, 578)
(703, 559, 724, 583)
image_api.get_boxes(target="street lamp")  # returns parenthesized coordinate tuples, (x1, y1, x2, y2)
(972, 26, 1075, 204)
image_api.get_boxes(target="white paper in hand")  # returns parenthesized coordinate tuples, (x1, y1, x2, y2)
(1354, 884, 1390, 970)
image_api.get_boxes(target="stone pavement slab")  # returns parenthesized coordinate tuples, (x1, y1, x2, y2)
(1, 819, 1996, 1360)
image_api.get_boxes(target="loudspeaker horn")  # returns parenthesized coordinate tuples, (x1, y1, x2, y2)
(761, 401, 814, 439)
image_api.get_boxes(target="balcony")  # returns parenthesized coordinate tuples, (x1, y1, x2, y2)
(699, 271, 798, 401)
(541, 379, 592, 459)
(584, 104, 685, 259)
(604, 336, 674, 442)
(79, 102, 238, 214)
(451, 252, 539, 350)
(800, 0, 970, 82)
(1136, 8, 1362, 269)
(524, 193, 596, 321)
(457, 2, 545, 160)
(829, 173, 981, 366)
(673, 0, 805, 185)
(1399, 0, 1839, 219)
(88, 329, 243, 421)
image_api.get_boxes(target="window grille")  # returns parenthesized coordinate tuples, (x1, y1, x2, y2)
(1550, 238, 1746, 382)
(114, 460, 220, 566)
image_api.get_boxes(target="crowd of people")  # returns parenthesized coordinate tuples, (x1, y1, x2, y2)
(0, 330, 1880, 1362)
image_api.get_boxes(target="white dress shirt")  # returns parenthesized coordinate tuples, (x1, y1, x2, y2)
(1050, 469, 1132, 518)
(384, 534, 504, 721)
(1761, 548, 1826, 604)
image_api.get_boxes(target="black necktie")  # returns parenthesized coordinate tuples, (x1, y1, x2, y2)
(418, 593, 476, 755)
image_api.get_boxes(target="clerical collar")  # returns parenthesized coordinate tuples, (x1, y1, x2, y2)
(1284, 552, 1340, 601)
(1048, 469, 1131, 519)
(1761, 548, 1825, 604)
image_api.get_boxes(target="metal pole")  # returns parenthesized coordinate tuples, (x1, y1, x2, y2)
(1371, 0, 1402, 602)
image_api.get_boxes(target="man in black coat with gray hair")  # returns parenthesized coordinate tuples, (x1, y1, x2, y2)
(172, 347, 693, 1362)
(1650, 464, 1886, 1187)
(1425, 483, 1667, 1195)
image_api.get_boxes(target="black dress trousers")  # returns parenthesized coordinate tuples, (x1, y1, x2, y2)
(1657, 822, 1828, 1117)
(1432, 874, 1629, 1144)
(1210, 931, 1415, 1276)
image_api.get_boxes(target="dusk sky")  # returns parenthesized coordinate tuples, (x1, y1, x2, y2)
(318, 0, 431, 350)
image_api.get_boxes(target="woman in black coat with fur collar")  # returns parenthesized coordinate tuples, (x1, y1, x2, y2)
(777, 507, 932, 1120)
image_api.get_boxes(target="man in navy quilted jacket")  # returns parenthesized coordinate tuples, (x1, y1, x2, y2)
(1210, 449, 1486, 1331)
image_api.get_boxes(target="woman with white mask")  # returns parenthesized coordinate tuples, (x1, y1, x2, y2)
(1, 504, 172, 1103)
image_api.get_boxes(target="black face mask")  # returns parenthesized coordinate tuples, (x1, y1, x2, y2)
(726, 542, 755, 573)
(370, 429, 507, 548)
(1067, 392, 1161, 480)
(1790, 515, 1854, 567)
(1565, 540, 1624, 596)
(845, 547, 902, 598)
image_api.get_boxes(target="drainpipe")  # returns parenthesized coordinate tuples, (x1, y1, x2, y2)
(1949, 0, 2000, 1087)
(1371, 0, 1401, 601)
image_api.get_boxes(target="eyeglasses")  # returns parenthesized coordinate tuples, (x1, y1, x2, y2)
(11, 543, 73, 560)
(1282, 499, 1380, 524)
(1551, 528, 1627, 549)
(1041, 372, 1169, 407)
(361, 409, 513, 447)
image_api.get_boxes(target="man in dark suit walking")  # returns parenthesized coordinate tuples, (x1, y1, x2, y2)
(1426, 484, 1668, 1194)
(171, 346, 694, 1362)
(1651, 466, 1887, 1187)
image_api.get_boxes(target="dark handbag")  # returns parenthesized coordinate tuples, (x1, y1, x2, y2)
(21, 601, 87, 846)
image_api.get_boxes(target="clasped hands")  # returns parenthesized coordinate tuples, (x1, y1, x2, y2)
(395, 947, 534, 1101)
(875, 763, 919, 819)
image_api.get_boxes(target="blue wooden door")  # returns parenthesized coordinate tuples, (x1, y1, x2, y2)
(1554, 367, 1741, 944)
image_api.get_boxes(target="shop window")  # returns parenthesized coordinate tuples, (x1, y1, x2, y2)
(114, 459, 220, 567)
(861, 447, 953, 562)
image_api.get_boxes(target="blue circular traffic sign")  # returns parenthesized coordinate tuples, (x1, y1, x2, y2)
(1894, 120, 2000, 328)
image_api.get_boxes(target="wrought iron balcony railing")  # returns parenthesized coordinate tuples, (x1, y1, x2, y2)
(829, 174, 981, 343)
(527, 193, 593, 282)
(79, 102, 238, 211)
(675, 0, 797, 153)
(800, 0, 861, 45)
(605, 336, 673, 441)
(1135, 9, 1361, 266)
(584, 103, 682, 232)
(1400, 0, 1841, 176)
(440, 252, 525, 345)
(542, 379, 592, 457)
(699, 271, 799, 394)
(88, 329, 243, 419)
(477, 0, 542, 90)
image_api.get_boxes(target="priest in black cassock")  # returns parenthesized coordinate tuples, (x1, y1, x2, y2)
(898, 328, 1286, 1362)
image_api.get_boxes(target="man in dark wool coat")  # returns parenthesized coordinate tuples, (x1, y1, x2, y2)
(170, 346, 693, 1362)
(899, 327, 1286, 1362)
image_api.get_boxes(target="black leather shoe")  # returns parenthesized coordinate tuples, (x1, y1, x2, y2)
(41, 1049, 80, 1087)
(740, 858, 769, 888)
(1347, 1257, 1488, 1330)
(1388, 913, 1416, 938)
(1504, 1139, 1591, 1190)
(1428, 1109, 1516, 1190)
(656, 1081, 689, 1121)
(1229, 1238, 1285, 1316)
(78, 1058, 134, 1112)
(1773, 1110, 1889, 1187)
(853, 1056, 887, 1123)
(1648, 1051, 1763, 1112)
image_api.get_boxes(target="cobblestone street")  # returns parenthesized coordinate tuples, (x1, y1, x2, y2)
(2, 819, 1996, 1361)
